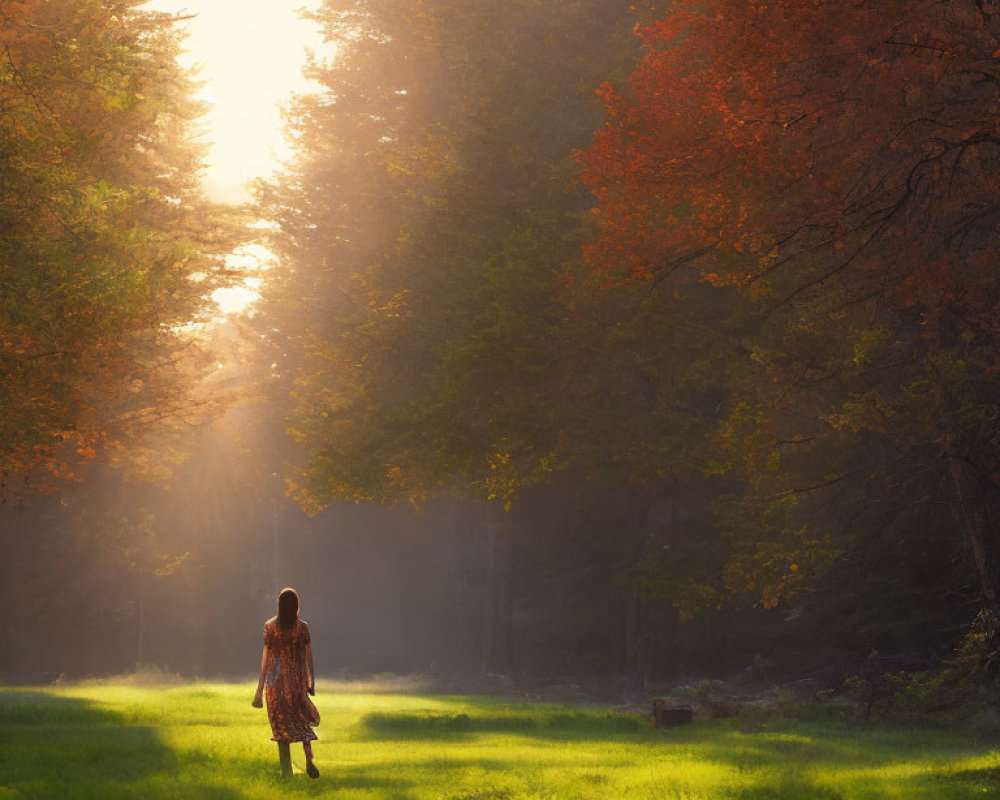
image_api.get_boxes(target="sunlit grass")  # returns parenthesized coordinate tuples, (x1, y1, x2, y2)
(1, 681, 999, 799)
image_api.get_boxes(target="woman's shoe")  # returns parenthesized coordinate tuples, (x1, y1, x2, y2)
(306, 762, 319, 779)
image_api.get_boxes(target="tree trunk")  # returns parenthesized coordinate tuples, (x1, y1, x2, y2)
(948, 456, 999, 611)
(612, 587, 646, 703)
(137, 568, 145, 669)
(481, 502, 515, 680)
(272, 489, 281, 596)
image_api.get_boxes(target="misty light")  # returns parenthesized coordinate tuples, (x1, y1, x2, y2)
(144, 0, 327, 203)
(211, 285, 259, 316)
(211, 244, 277, 316)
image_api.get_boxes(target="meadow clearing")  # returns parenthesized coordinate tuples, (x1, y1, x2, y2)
(1, 679, 999, 799)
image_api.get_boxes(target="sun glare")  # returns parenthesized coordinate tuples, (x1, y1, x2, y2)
(139, 1, 327, 317)
(145, 0, 326, 204)
(209, 244, 276, 316)
(211, 285, 258, 316)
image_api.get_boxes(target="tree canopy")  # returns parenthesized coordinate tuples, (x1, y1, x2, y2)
(3, 0, 1000, 692)
(258, 0, 662, 509)
(262, 0, 1000, 654)
(582, 0, 1000, 618)
(1, 0, 239, 499)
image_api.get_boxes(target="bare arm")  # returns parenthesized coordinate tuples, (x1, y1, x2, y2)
(252, 645, 266, 707)
(306, 640, 315, 695)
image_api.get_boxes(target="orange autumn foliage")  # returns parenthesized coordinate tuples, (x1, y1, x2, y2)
(583, 0, 1000, 352)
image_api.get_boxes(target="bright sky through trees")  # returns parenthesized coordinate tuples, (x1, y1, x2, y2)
(145, 0, 325, 203)
(142, 0, 326, 313)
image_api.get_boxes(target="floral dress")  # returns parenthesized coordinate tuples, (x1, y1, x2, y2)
(262, 617, 320, 742)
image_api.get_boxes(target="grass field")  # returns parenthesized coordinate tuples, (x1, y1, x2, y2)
(1, 680, 999, 799)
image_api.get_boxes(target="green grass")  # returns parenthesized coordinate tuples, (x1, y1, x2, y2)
(1, 681, 999, 799)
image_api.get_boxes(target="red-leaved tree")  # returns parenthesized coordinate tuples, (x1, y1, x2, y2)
(583, 0, 1000, 613)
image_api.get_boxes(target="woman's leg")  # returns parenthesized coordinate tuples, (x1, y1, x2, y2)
(303, 741, 319, 778)
(277, 741, 292, 778)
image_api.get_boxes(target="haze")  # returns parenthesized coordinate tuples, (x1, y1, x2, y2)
(146, 0, 324, 203)
(2, 0, 996, 724)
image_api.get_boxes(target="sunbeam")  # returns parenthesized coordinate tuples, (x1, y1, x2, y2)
(145, 0, 326, 203)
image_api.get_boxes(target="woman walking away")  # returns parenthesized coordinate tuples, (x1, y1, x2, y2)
(252, 587, 320, 778)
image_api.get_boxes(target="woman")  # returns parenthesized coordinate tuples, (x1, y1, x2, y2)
(252, 587, 320, 778)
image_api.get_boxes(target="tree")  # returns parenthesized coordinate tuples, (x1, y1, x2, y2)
(258, 0, 658, 509)
(258, 0, 694, 684)
(0, 0, 240, 500)
(582, 0, 1000, 633)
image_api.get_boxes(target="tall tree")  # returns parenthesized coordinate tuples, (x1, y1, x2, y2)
(0, 0, 239, 500)
(582, 0, 1000, 630)
(258, 0, 656, 509)
(258, 0, 686, 684)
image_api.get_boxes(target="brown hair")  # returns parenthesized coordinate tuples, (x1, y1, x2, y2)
(277, 587, 299, 630)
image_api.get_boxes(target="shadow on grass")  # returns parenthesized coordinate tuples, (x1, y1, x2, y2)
(667, 725, 1000, 800)
(245, 741, 420, 795)
(359, 708, 649, 741)
(723, 780, 846, 800)
(0, 690, 241, 800)
(355, 705, 1000, 800)
(933, 764, 1000, 794)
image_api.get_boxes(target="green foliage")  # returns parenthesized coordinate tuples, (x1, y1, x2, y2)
(259, 0, 661, 509)
(257, 0, 1000, 678)
(840, 609, 1000, 725)
(0, 0, 241, 497)
(578, 0, 1000, 632)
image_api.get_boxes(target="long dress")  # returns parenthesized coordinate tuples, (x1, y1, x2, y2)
(262, 616, 320, 742)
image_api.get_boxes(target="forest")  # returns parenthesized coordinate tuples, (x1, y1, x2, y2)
(2, 0, 999, 720)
